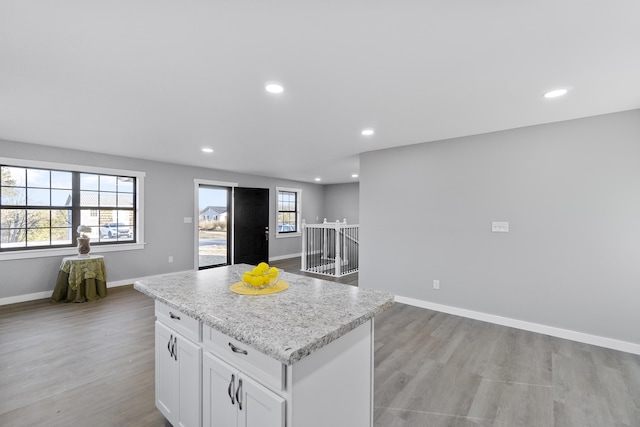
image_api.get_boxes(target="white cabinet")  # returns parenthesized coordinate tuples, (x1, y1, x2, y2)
(155, 303, 202, 427)
(155, 321, 179, 420)
(203, 352, 285, 427)
(201, 320, 373, 427)
(152, 301, 375, 427)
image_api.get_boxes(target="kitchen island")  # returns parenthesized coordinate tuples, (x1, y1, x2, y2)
(134, 264, 394, 427)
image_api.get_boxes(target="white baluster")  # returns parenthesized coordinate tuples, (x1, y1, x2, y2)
(334, 221, 341, 277)
(301, 219, 307, 271)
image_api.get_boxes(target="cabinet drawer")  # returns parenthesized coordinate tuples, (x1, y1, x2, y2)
(203, 325, 285, 391)
(155, 301, 201, 343)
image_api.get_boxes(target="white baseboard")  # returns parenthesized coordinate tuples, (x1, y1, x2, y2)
(106, 279, 137, 288)
(395, 295, 640, 356)
(269, 253, 301, 262)
(0, 291, 53, 305)
(0, 278, 143, 306)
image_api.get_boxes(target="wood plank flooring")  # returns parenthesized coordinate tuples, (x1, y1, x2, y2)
(373, 304, 640, 427)
(0, 286, 169, 427)
(1, 264, 639, 426)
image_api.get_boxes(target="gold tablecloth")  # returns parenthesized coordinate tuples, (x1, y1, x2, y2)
(51, 255, 108, 303)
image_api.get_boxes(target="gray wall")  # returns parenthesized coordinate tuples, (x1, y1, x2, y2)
(360, 109, 640, 345)
(323, 182, 359, 224)
(0, 139, 324, 299)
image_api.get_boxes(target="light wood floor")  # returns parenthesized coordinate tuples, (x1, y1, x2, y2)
(373, 304, 640, 426)
(1, 266, 639, 426)
(0, 286, 169, 427)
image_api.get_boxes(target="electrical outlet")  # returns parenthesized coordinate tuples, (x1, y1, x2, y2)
(492, 221, 509, 232)
(168, 256, 174, 263)
(433, 280, 440, 290)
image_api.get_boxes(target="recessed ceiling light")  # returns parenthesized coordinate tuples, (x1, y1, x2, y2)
(201, 148, 214, 153)
(265, 83, 284, 94)
(314, 177, 321, 182)
(543, 89, 568, 98)
(361, 129, 375, 136)
(352, 174, 359, 178)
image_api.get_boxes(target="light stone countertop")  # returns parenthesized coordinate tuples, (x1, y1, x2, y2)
(134, 265, 394, 365)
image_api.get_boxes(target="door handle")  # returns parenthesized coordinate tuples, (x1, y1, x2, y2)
(173, 336, 177, 361)
(169, 312, 181, 320)
(228, 374, 236, 405)
(168, 334, 173, 357)
(236, 378, 243, 410)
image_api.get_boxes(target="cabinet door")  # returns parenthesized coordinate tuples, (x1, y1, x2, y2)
(177, 334, 202, 427)
(203, 352, 238, 427)
(155, 321, 178, 423)
(238, 374, 285, 427)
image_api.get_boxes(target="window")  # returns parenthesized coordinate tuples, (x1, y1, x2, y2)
(1, 158, 144, 257)
(1, 167, 73, 249)
(78, 173, 135, 243)
(276, 187, 301, 237)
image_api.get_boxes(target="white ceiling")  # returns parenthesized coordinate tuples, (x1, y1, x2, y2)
(1, 1, 639, 184)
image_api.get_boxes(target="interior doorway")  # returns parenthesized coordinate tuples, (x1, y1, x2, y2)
(198, 185, 231, 269)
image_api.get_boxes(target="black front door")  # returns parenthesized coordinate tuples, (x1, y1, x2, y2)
(234, 187, 269, 265)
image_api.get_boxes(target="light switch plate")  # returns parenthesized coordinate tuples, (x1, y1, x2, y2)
(492, 221, 509, 232)
(184, 217, 193, 223)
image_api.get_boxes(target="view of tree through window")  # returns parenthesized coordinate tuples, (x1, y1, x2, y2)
(1, 164, 136, 251)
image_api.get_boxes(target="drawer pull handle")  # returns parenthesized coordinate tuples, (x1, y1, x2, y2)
(169, 312, 181, 320)
(228, 374, 235, 404)
(229, 342, 248, 355)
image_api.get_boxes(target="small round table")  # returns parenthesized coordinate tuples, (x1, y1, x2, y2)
(51, 255, 108, 302)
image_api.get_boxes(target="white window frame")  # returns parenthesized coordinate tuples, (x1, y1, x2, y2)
(275, 186, 302, 239)
(0, 157, 145, 260)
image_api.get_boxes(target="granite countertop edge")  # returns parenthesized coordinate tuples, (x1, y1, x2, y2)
(133, 280, 394, 365)
(284, 299, 394, 364)
(199, 297, 395, 365)
(134, 283, 186, 315)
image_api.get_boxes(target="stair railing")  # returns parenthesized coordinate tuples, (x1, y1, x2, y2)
(301, 219, 359, 277)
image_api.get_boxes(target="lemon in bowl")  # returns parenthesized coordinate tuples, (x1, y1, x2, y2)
(238, 264, 282, 289)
